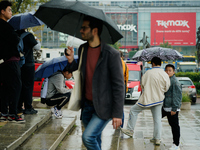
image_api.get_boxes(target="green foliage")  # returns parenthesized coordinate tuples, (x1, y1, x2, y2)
(160, 41, 172, 48)
(129, 50, 137, 59)
(194, 82, 200, 94)
(109, 42, 122, 50)
(182, 92, 191, 102)
(10, 0, 50, 14)
(59, 43, 66, 48)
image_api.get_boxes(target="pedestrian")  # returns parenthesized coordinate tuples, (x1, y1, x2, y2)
(45, 66, 73, 119)
(16, 29, 41, 115)
(0, 1, 24, 123)
(65, 15, 124, 150)
(163, 64, 182, 150)
(119, 51, 129, 128)
(121, 57, 170, 145)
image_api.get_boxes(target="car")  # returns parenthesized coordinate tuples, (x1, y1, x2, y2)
(176, 77, 197, 103)
(33, 63, 75, 97)
(125, 61, 142, 101)
(33, 63, 44, 97)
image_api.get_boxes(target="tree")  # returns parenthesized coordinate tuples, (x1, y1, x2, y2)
(10, 0, 50, 14)
(160, 41, 172, 48)
(109, 41, 122, 50)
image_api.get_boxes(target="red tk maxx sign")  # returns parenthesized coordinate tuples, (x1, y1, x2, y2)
(151, 13, 196, 46)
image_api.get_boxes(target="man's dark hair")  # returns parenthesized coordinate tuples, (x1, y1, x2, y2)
(63, 67, 73, 74)
(151, 57, 161, 66)
(0, 1, 12, 12)
(165, 64, 175, 71)
(83, 15, 103, 36)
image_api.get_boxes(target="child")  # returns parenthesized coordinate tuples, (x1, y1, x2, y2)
(163, 64, 182, 150)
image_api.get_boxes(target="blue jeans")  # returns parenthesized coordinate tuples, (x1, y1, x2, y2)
(82, 102, 110, 150)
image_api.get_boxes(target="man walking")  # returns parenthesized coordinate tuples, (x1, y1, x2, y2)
(65, 16, 124, 150)
(0, 1, 24, 122)
(121, 57, 170, 145)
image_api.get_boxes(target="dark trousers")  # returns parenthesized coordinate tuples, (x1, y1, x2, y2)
(18, 65, 35, 110)
(121, 84, 126, 128)
(46, 93, 71, 110)
(162, 107, 180, 146)
(0, 61, 21, 115)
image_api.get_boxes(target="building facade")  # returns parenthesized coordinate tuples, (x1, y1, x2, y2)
(39, 0, 200, 57)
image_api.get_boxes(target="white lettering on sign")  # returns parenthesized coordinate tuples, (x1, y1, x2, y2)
(117, 24, 137, 32)
(156, 20, 190, 28)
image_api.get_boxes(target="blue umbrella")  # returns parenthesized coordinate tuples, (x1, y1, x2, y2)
(8, 12, 44, 30)
(35, 55, 78, 78)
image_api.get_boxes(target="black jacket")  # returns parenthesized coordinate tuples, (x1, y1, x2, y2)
(0, 19, 19, 60)
(69, 42, 124, 120)
(16, 30, 38, 65)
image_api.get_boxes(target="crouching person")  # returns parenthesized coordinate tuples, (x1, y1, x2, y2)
(46, 67, 73, 119)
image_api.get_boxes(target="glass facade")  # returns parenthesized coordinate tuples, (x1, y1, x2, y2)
(37, 0, 200, 56)
(106, 13, 138, 47)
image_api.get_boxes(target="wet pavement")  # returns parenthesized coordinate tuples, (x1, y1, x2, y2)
(0, 99, 200, 150)
(59, 99, 200, 150)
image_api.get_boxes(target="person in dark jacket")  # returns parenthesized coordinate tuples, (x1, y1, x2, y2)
(65, 16, 124, 150)
(163, 64, 182, 150)
(0, 1, 24, 123)
(16, 29, 41, 115)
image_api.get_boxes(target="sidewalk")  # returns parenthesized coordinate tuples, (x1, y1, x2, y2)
(1, 100, 200, 150)
(58, 105, 200, 150)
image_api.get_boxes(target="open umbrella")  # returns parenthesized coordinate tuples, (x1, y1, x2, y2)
(8, 12, 44, 30)
(132, 47, 183, 62)
(35, 55, 78, 78)
(34, 0, 123, 44)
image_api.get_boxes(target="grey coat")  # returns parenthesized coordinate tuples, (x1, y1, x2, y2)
(46, 71, 71, 99)
(69, 42, 124, 120)
(163, 74, 182, 111)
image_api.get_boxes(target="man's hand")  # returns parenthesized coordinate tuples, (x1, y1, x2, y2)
(112, 118, 122, 129)
(171, 111, 176, 116)
(65, 46, 74, 63)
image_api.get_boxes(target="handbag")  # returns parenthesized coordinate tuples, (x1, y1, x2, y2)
(67, 48, 84, 111)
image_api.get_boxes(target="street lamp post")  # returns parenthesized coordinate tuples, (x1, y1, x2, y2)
(118, 5, 134, 59)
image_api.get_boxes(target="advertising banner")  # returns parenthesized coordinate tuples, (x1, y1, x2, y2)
(151, 13, 196, 46)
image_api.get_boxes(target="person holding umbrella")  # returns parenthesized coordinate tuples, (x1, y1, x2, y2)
(121, 57, 170, 146)
(65, 16, 124, 150)
(45, 66, 73, 119)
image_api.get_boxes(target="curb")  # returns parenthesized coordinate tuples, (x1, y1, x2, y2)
(4, 110, 52, 150)
(49, 116, 77, 150)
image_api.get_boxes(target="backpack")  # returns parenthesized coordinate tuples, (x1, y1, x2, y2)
(17, 32, 30, 67)
(40, 78, 48, 104)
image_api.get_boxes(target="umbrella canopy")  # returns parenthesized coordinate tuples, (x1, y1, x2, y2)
(8, 12, 44, 30)
(34, 0, 123, 44)
(35, 55, 78, 78)
(132, 47, 183, 62)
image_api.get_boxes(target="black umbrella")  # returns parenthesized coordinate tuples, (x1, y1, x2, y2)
(35, 0, 123, 44)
